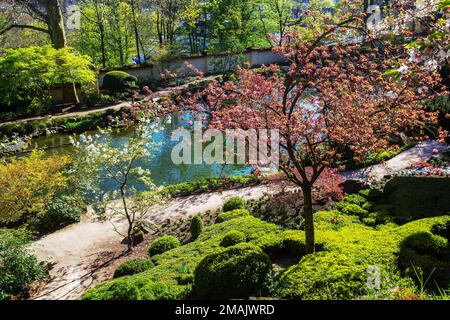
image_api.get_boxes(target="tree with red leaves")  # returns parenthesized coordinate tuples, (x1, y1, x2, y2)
(180, 26, 444, 253)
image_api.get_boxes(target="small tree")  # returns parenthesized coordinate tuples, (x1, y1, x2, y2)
(71, 118, 165, 250)
(181, 31, 444, 254)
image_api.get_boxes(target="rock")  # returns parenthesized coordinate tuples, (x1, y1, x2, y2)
(342, 179, 370, 194)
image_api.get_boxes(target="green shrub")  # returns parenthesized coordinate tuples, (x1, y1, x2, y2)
(359, 189, 384, 202)
(217, 209, 250, 222)
(223, 196, 246, 212)
(148, 235, 181, 257)
(85, 216, 281, 300)
(113, 258, 155, 278)
(341, 204, 368, 218)
(193, 243, 272, 299)
(83, 279, 141, 300)
(382, 177, 450, 224)
(220, 230, 246, 247)
(276, 215, 450, 299)
(102, 71, 138, 96)
(0, 229, 44, 299)
(28, 195, 83, 233)
(431, 220, 450, 240)
(399, 231, 450, 289)
(189, 214, 204, 240)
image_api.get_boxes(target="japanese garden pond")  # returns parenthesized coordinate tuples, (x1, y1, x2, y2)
(21, 112, 252, 193)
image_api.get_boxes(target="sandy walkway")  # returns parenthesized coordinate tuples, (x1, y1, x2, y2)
(29, 140, 449, 300)
(341, 141, 449, 181)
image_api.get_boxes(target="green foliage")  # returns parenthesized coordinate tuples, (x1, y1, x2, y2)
(114, 258, 155, 278)
(0, 229, 44, 300)
(27, 195, 84, 234)
(276, 215, 450, 299)
(359, 189, 384, 202)
(83, 216, 281, 300)
(382, 177, 450, 224)
(148, 235, 181, 257)
(341, 204, 369, 218)
(0, 46, 95, 112)
(217, 209, 250, 222)
(189, 214, 204, 240)
(0, 150, 69, 226)
(102, 71, 138, 96)
(193, 243, 273, 299)
(220, 230, 246, 247)
(162, 175, 260, 198)
(223, 196, 246, 212)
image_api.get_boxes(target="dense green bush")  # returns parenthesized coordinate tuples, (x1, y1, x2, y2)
(193, 243, 272, 299)
(359, 189, 384, 202)
(223, 196, 246, 212)
(189, 214, 204, 240)
(217, 209, 250, 222)
(0, 229, 44, 299)
(276, 215, 450, 299)
(28, 195, 84, 233)
(399, 231, 450, 289)
(341, 204, 368, 218)
(382, 177, 450, 224)
(102, 71, 138, 96)
(114, 258, 155, 278)
(148, 235, 181, 257)
(0, 46, 95, 113)
(220, 230, 246, 247)
(83, 216, 281, 300)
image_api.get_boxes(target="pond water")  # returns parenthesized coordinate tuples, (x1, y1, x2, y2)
(24, 112, 251, 192)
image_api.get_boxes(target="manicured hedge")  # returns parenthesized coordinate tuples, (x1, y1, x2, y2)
(216, 209, 250, 222)
(220, 230, 246, 247)
(193, 243, 273, 299)
(189, 214, 204, 240)
(223, 196, 246, 212)
(102, 71, 138, 96)
(381, 177, 450, 224)
(114, 258, 155, 278)
(148, 236, 181, 257)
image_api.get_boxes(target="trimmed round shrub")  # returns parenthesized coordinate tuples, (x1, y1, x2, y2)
(341, 204, 368, 218)
(113, 258, 154, 278)
(193, 243, 272, 299)
(223, 196, 246, 212)
(220, 230, 246, 247)
(190, 214, 204, 240)
(83, 279, 141, 300)
(102, 71, 138, 96)
(148, 235, 181, 257)
(216, 209, 250, 223)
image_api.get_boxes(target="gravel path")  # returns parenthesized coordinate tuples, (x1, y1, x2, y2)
(29, 140, 449, 300)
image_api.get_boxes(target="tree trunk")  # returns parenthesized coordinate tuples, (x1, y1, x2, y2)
(302, 184, 315, 254)
(43, 0, 67, 49)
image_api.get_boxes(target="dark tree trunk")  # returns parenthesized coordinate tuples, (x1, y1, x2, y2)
(302, 184, 315, 254)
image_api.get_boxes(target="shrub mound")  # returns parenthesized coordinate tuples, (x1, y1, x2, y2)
(223, 196, 246, 212)
(189, 214, 204, 240)
(102, 71, 138, 96)
(193, 243, 272, 299)
(382, 177, 450, 224)
(217, 209, 250, 222)
(220, 230, 246, 247)
(148, 235, 181, 257)
(113, 258, 155, 278)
